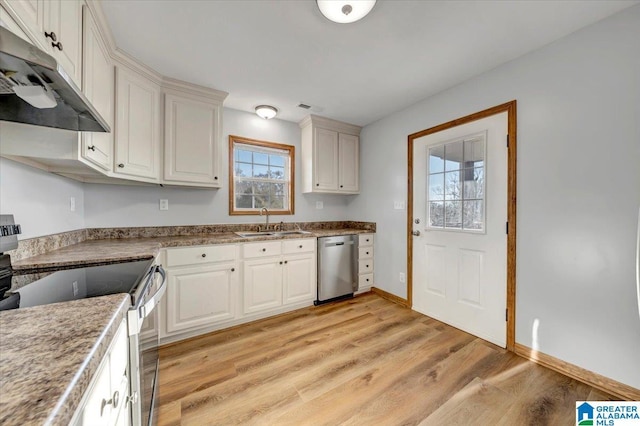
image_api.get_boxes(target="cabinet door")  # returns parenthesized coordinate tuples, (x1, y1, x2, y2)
(114, 66, 161, 180)
(81, 360, 112, 426)
(43, 0, 82, 86)
(164, 93, 222, 186)
(283, 253, 316, 305)
(81, 6, 113, 171)
(1, 0, 44, 45)
(338, 133, 359, 192)
(313, 128, 339, 191)
(243, 257, 282, 315)
(165, 264, 237, 334)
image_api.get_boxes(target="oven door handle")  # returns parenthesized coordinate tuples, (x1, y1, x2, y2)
(141, 265, 167, 319)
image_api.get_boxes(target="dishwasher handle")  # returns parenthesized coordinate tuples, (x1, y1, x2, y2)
(323, 240, 354, 247)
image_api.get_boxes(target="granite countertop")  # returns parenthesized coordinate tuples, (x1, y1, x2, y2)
(0, 294, 131, 426)
(12, 228, 373, 271)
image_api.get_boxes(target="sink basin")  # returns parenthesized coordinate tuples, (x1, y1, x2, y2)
(273, 230, 312, 236)
(234, 230, 312, 238)
(234, 231, 275, 238)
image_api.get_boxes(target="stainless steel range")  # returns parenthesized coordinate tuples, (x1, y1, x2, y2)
(0, 215, 166, 426)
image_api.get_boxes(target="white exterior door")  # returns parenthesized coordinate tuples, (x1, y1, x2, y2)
(412, 112, 508, 347)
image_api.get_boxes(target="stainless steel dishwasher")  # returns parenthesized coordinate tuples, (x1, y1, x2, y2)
(315, 235, 358, 305)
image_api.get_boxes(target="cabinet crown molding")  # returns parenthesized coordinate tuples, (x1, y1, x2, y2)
(162, 77, 228, 103)
(299, 114, 362, 136)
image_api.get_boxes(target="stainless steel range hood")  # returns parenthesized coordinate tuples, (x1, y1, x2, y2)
(0, 26, 110, 132)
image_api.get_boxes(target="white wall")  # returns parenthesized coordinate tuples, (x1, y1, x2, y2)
(349, 5, 640, 388)
(0, 157, 84, 239)
(83, 108, 351, 228)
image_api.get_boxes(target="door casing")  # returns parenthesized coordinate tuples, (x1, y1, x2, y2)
(407, 100, 517, 351)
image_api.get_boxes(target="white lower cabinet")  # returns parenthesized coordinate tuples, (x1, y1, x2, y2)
(357, 234, 375, 292)
(166, 262, 237, 334)
(160, 238, 316, 344)
(72, 319, 129, 426)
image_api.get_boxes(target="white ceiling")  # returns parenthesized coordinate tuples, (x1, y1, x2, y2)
(101, 0, 637, 126)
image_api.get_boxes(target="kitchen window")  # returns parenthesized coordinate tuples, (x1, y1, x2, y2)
(229, 135, 294, 215)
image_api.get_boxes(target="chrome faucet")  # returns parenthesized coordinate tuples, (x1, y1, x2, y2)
(260, 207, 270, 232)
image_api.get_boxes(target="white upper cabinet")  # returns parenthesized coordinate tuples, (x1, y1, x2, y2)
(81, 5, 113, 172)
(43, 0, 82, 86)
(338, 133, 359, 192)
(162, 81, 228, 187)
(114, 63, 161, 182)
(300, 115, 362, 194)
(3, 0, 83, 86)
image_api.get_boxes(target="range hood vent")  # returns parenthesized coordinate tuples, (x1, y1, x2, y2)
(0, 26, 110, 132)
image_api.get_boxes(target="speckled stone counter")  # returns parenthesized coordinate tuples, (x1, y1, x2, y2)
(12, 227, 375, 272)
(0, 294, 131, 426)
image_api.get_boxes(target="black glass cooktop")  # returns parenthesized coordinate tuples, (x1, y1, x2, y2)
(0, 259, 153, 311)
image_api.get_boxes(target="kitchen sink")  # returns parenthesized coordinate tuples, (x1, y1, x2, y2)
(234, 230, 311, 238)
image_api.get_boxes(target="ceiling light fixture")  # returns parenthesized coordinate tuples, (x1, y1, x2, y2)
(255, 105, 278, 120)
(317, 0, 376, 24)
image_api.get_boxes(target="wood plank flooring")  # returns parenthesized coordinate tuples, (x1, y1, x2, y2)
(157, 293, 614, 426)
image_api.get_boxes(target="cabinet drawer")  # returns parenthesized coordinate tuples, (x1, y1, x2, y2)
(359, 234, 374, 247)
(166, 244, 236, 267)
(283, 238, 316, 255)
(358, 246, 373, 259)
(358, 259, 374, 274)
(359, 273, 374, 288)
(243, 241, 282, 258)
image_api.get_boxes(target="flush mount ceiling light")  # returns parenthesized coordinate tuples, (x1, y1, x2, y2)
(317, 0, 376, 24)
(255, 105, 278, 119)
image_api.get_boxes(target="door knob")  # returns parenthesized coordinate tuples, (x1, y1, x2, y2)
(412, 230, 421, 236)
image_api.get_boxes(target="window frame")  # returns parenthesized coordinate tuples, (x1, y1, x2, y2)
(228, 135, 295, 215)
(426, 131, 487, 233)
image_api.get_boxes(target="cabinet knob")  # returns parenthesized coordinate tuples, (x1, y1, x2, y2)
(299, 245, 303, 249)
(284, 260, 288, 264)
(279, 261, 283, 265)
(44, 31, 57, 41)
(316, 183, 319, 186)
(231, 268, 235, 272)
(112, 391, 120, 409)
(118, 163, 125, 168)
(214, 176, 218, 180)
(88, 145, 96, 151)
(366, 251, 369, 255)
(262, 248, 266, 252)
(51, 41, 63, 51)
(366, 265, 369, 268)
(201, 253, 206, 258)
(366, 278, 370, 282)
(340, 185, 343, 188)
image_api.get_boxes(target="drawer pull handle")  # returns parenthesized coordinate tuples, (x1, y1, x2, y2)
(262, 248, 266, 252)
(279, 261, 283, 265)
(112, 391, 120, 409)
(44, 31, 57, 41)
(51, 41, 63, 51)
(118, 163, 125, 168)
(284, 260, 288, 264)
(87, 145, 96, 151)
(201, 253, 206, 258)
(299, 245, 303, 248)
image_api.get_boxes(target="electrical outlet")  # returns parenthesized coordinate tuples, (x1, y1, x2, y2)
(70, 197, 76, 212)
(399, 272, 406, 283)
(394, 201, 405, 210)
(159, 199, 169, 211)
(72, 281, 78, 297)
(316, 201, 324, 210)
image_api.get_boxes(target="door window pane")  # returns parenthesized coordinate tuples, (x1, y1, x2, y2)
(429, 173, 444, 200)
(463, 167, 484, 199)
(429, 201, 444, 227)
(445, 142, 463, 171)
(445, 201, 462, 229)
(463, 138, 484, 168)
(429, 145, 445, 174)
(463, 200, 484, 230)
(444, 171, 461, 201)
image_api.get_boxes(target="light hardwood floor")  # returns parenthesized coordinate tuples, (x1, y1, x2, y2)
(157, 293, 613, 425)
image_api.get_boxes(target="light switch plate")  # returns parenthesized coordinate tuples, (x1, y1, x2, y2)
(70, 197, 76, 212)
(394, 201, 405, 210)
(159, 199, 169, 211)
(316, 201, 324, 210)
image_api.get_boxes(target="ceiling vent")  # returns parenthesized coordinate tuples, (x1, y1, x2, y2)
(297, 103, 312, 109)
